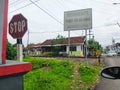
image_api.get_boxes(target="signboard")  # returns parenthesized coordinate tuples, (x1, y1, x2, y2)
(9, 14, 27, 39)
(64, 8, 92, 31)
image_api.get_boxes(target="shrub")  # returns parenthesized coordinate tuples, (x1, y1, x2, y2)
(42, 52, 58, 57)
(6, 41, 17, 60)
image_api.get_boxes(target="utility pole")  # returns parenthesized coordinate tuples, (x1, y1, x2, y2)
(113, 3, 120, 28)
(117, 22, 120, 28)
(88, 29, 93, 40)
(113, 3, 120, 5)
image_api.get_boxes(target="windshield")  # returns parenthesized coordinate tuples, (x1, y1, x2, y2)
(2, 0, 120, 90)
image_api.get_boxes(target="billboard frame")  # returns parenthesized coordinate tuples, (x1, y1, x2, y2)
(64, 8, 92, 31)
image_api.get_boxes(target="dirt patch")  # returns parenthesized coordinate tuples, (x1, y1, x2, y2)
(70, 62, 85, 90)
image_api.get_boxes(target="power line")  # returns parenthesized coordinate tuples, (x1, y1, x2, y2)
(29, 30, 65, 34)
(9, 0, 27, 7)
(9, 0, 63, 25)
(9, 0, 40, 14)
(88, 0, 112, 6)
(56, 0, 68, 10)
(65, 0, 114, 16)
(29, 0, 63, 25)
(9, 0, 20, 5)
(28, 23, 119, 35)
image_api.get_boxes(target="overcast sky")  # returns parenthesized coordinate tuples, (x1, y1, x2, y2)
(8, 0, 120, 47)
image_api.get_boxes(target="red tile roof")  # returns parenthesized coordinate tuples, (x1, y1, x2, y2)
(41, 36, 86, 46)
(27, 43, 41, 49)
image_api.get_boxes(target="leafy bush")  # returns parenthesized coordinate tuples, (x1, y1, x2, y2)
(6, 41, 17, 60)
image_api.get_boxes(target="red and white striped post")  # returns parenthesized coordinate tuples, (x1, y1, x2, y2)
(0, 0, 8, 64)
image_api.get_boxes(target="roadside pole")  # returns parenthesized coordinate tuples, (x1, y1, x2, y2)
(117, 22, 120, 28)
(85, 30, 88, 64)
(17, 39, 23, 62)
(68, 30, 70, 60)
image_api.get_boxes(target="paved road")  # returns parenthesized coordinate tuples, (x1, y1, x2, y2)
(95, 56, 120, 90)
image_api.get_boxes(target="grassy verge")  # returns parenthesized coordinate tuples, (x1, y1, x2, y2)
(24, 57, 102, 90)
(79, 63, 102, 89)
(24, 57, 73, 90)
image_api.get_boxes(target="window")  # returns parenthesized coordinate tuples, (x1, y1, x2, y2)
(70, 46, 76, 51)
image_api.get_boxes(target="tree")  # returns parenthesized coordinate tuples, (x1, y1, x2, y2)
(6, 41, 17, 60)
(87, 39, 103, 56)
(51, 34, 65, 52)
(51, 34, 65, 45)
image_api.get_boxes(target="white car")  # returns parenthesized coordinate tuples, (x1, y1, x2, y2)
(107, 51, 117, 56)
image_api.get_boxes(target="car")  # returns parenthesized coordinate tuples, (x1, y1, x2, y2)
(117, 52, 120, 56)
(107, 51, 117, 56)
(59, 52, 68, 56)
(116, 50, 120, 56)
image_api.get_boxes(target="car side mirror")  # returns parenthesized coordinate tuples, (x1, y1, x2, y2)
(101, 66, 120, 79)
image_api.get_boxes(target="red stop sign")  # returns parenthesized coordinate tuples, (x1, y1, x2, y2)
(9, 14, 27, 39)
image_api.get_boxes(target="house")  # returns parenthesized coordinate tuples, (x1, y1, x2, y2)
(24, 43, 41, 55)
(41, 36, 86, 56)
(25, 36, 86, 56)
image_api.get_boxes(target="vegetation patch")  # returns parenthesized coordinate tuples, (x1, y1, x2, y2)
(24, 57, 73, 90)
(79, 63, 102, 89)
(24, 57, 102, 90)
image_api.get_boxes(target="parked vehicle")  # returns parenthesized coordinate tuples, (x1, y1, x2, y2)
(116, 49, 120, 56)
(59, 52, 68, 56)
(107, 51, 117, 56)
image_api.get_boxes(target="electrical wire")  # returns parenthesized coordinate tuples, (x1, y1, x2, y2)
(9, 0, 40, 13)
(9, 0, 63, 25)
(9, 0, 20, 5)
(29, 0, 63, 25)
(64, 0, 114, 16)
(9, 0, 27, 7)
(29, 30, 65, 34)
(90, 0, 112, 5)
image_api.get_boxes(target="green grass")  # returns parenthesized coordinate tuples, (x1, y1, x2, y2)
(24, 57, 73, 90)
(79, 63, 101, 89)
(24, 56, 102, 90)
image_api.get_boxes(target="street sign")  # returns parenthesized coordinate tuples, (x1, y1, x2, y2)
(9, 14, 27, 39)
(64, 8, 92, 31)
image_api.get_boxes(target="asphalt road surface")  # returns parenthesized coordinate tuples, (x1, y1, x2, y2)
(95, 56, 120, 90)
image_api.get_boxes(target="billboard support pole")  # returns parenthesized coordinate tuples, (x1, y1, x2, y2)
(68, 30, 70, 60)
(85, 30, 88, 64)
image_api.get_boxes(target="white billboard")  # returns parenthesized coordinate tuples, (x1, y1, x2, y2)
(64, 8, 92, 31)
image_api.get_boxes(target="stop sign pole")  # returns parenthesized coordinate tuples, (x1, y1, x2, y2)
(9, 14, 27, 62)
(16, 39, 23, 62)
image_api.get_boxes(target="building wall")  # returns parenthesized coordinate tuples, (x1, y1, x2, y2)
(76, 45, 81, 51)
(66, 44, 83, 52)
(66, 46, 69, 52)
(27, 48, 41, 55)
(66, 44, 84, 56)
